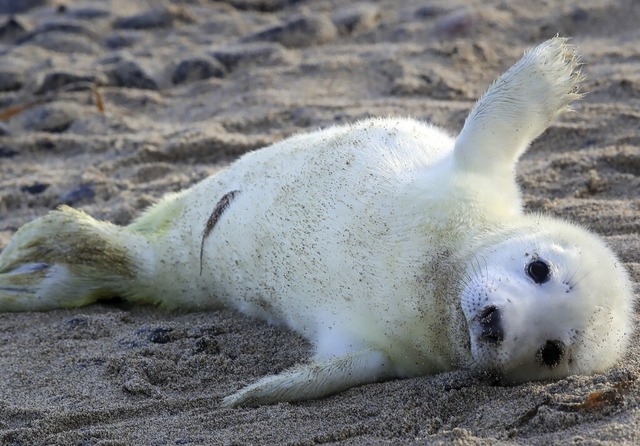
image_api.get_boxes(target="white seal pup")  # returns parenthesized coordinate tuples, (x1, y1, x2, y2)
(0, 37, 634, 407)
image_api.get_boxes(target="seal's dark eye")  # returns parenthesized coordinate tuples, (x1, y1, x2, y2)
(526, 259, 550, 284)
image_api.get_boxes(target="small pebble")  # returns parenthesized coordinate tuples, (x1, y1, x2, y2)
(171, 57, 226, 84)
(104, 31, 142, 49)
(139, 326, 173, 344)
(113, 7, 175, 30)
(414, 5, 443, 19)
(0, 0, 46, 14)
(434, 9, 474, 38)
(0, 146, 18, 158)
(571, 7, 589, 22)
(243, 15, 337, 48)
(59, 184, 96, 205)
(36, 71, 97, 94)
(20, 104, 78, 133)
(0, 17, 27, 43)
(65, 7, 110, 20)
(223, 0, 299, 12)
(0, 123, 10, 137)
(20, 182, 49, 195)
(332, 3, 381, 35)
(37, 140, 56, 151)
(107, 60, 157, 90)
(192, 336, 220, 355)
(210, 42, 290, 71)
(16, 21, 97, 44)
(18, 31, 99, 54)
(0, 71, 23, 91)
(64, 316, 89, 329)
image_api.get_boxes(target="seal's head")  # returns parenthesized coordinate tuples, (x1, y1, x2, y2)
(461, 217, 634, 383)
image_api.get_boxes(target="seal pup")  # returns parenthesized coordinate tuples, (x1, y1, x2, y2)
(0, 37, 634, 407)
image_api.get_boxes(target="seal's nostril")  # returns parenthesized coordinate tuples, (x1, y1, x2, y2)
(536, 340, 565, 368)
(478, 305, 504, 344)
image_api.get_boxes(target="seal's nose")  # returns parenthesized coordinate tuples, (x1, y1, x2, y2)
(536, 340, 565, 368)
(478, 305, 504, 344)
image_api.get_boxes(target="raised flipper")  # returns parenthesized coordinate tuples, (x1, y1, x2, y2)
(0, 206, 152, 311)
(453, 37, 584, 175)
(221, 349, 395, 408)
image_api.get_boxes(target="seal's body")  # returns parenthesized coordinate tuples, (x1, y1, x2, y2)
(0, 38, 633, 407)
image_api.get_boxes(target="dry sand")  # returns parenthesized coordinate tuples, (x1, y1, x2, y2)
(0, 0, 639, 444)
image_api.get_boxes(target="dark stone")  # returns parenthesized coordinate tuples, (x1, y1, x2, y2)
(21, 104, 76, 133)
(191, 325, 228, 336)
(332, 3, 380, 35)
(59, 184, 96, 205)
(36, 72, 96, 94)
(222, 0, 303, 12)
(15, 21, 97, 45)
(414, 5, 443, 18)
(20, 182, 49, 195)
(37, 140, 56, 151)
(145, 327, 173, 344)
(434, 9, 474, 38)
(171, 57, 226, 85)
(22, 31, 98, 54)
(64, 316, 89, 329)
(571, 7, 589, 22)
(113, 7, 174, 29)
(0, 122, 10, 136)
(118, 339, 145, 349)
(0, 71, 23, 91)
(0, 17, 27, 43)
(104, 31, 141, 49)
(192, 336, 219, 355)
(66, 7, 110, 20)
(0, 0, 46, 14)
(0, 146, 17, 157)
(210, 42, 288, 71)
(107, 60, 157, 90)
(243, 15, 337, 48)
(288, 107, 316, 127)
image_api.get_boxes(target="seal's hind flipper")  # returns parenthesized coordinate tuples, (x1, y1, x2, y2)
(220, 349, 394, 407)
(454, 37, 584, 175)
(0, 262, 51, 307)
(0, 206, 151, 311)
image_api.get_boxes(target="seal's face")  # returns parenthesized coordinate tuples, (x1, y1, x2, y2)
(460, 220, 633, 383)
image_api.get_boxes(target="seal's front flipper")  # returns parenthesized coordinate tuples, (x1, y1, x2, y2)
(0, 206, 151, 311)
(454, 37, 584, 175)
(220, 349, 395, 408)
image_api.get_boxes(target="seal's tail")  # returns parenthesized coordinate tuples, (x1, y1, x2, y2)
(0, 206, 155, 311)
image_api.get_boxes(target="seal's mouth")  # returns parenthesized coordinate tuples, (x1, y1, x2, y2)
(468, 304, 569, 377)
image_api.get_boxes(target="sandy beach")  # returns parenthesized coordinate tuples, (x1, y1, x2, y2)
(0, 0, 639, 444)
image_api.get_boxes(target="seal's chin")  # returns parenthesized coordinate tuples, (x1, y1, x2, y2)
(466, 306, 577, 383)
(473, 356, 555, 385)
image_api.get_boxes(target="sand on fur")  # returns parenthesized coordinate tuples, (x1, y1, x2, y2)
(0, 0, 639, 444)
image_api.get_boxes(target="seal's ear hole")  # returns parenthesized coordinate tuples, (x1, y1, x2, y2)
(526, 259, 551, 284)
